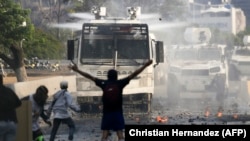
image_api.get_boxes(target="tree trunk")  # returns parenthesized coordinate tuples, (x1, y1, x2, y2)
(14, 66, 28, 82)
(9, 44, 28, 82)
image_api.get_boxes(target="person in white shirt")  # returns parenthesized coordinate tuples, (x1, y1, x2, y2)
(47, 81, 81, 141)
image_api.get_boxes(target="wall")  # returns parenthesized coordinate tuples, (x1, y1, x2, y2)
(9, 75, 76, 140)
(7, 75, 77, 98)
(15, 101, 32, 141)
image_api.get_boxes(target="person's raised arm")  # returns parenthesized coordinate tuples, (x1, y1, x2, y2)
(68, 64, 96, 81)
(128, 60, 153, 79)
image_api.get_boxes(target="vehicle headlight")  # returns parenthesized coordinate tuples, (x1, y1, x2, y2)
(209, 67, 220, 73)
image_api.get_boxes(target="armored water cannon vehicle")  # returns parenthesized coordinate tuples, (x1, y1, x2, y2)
(228, 35, 250, 101)
(166, 27, 227, 104)
(184, 27, 212, 44)
(67, 6, 164, 115)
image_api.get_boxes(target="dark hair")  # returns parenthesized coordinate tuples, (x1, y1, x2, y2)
(37, 85, 48, 94)
(34, 85, 48, 106)
(107, 69, 118, 80)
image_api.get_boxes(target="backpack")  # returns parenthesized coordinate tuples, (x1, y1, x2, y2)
(103, 83, 120, 106)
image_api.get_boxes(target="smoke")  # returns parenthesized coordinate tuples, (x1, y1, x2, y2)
(101, 0, 163, 17)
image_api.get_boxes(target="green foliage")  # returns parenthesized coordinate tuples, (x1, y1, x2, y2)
(23, 28, 65, 59)
(0, 0, 64, 59)
(0, 0, 34, 47)
(245, 26, 250, 34)
(234, 31, 245, 46)
(233, 26, 250, 47)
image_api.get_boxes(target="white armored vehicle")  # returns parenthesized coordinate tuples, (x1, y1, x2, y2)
(67, 7, 164, 115)
(228, 35, 250, 101)
(166, 27, 227, 104)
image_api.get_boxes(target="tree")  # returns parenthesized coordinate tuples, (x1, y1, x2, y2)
(0, 0, 34, 82)
(26, 0, 75, 39)
(23, 28, 64, 59)
(234, 26, 250, 47)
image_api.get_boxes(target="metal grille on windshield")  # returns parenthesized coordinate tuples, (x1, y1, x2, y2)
(181, 69, 209, 76)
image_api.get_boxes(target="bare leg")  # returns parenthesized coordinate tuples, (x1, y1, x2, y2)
(116, 130, 124, 140)
(101, 130, 109, 141)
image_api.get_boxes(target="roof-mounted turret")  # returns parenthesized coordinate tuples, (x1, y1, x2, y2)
(184, 27, 212, 44)
(91, 6, 106, 20)
(91, 6, 141, 21)
(127, 7, 141, 20)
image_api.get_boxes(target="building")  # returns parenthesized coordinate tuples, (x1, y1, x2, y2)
(188, 0, 246, 35)
(231, 0, 250, 26)
(193, 0, 250, 26)
(197, 4, 246, 35)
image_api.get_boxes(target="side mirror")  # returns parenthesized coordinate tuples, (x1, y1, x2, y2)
(67, 40, 75, 60)
(156, 41, 164, 63)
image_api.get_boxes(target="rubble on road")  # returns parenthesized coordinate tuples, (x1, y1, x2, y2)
(39, 96, 250, 140)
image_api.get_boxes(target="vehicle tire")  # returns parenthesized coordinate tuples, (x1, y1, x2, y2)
(167, 74, 180, 105)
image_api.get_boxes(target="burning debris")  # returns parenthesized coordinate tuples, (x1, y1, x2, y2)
(204, 107, 211, 117)
(217, 106, 224, 118)
(156, 116, 168, 123)
(147, 96, 250, 125)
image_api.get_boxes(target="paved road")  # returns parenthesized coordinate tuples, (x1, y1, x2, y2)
(40, 90, 250, 141)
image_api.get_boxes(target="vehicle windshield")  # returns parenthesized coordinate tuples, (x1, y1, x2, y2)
(174, 49, 197, 60)
(80, 24, 149, 64)
(198, 48, 221, 60)
(235, 49, 250, 56)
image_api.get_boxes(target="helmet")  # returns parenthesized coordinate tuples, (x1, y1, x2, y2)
(60, 81, 68, 89)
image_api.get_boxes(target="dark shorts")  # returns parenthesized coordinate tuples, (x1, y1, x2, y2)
(101, 111, 125, 131)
